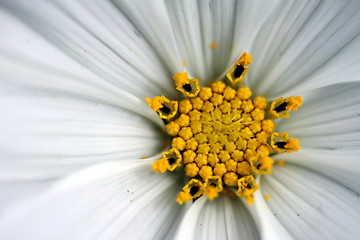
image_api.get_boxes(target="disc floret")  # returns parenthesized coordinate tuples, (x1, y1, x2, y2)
(147, 52, 303, 204)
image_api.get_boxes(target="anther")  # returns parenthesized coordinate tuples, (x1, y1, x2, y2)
(146, 95, 178, 119)
(269, 96, 303, 119)
(226, 52, 252, 86)
(173, 72, 200, 97)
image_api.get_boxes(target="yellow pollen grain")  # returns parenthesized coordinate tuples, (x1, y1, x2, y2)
(147, 52, 303, 204)
(264, 194, 271, 200)
(210, 42, 218, 49)
(276, 160, 287, 166)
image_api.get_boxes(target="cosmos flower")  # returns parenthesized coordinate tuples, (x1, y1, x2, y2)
(1, 0, 360, 239)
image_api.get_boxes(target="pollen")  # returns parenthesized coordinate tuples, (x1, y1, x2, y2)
(147, 52, 302, 204)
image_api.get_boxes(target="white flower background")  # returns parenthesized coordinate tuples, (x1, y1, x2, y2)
(1, 0, 360, 239)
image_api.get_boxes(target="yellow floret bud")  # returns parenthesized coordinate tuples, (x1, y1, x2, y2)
(219, 150, 231, 163)
(210, 93, 223, 106)
(251, 108, 265, 121)
(213, 163, 227, 177)
(195, 154, 208, 168)
(197, 143, 210, 154)
(253, 96, 267, 110)
(185, 163, 199, 177)
(186, 138, 198, 151)
(230, 98, 242, 109)
(211, 81, 226, 93)
(261, 119, 275, 133)
(190, 97, 204, 110)
(165, 121, 180, 136)
(249, 122, 261, 134)
(237, 161, 251, 175)
(223, 86, 236, 100)
(207, 153, 219, 167)
(237, 86, 252, 100)
(223, 172, 238, 186)
(199, 87, 213, 100)
(202, 101, 214, 113)
(199, 165, 213, 179)
(175, 114, 190, 127)
(172, 137, 186, 151)
(231, 150, 244, 162)
(225, 159, 237, 172)
(178, 127, 193, 140)
(189, 110, 201, 121)
(179, 99, 193, 114)
(190, 121, 202, 134)
(183, 150, 196, 163)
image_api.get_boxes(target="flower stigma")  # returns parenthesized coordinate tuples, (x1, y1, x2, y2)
(146, 53, 303, 205)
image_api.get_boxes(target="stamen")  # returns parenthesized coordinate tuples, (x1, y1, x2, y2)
(269, 96, 303, 119)
(146, 95, 178, 119)
(173, 72, 200, 97)
(147, 52, 302, 204)
(226, 52, 253, 86)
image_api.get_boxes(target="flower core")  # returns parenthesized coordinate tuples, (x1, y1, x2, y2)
(146, 53, 302, 204)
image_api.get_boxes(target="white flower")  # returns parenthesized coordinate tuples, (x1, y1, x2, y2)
(1, 0, 360, 239)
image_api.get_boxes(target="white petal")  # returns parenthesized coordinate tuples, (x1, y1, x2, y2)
(247, 184, 293, 240)
(0, 7, 167, 182)
(273, 148, 360, 193)
(0, 1, 178, 98)
(262, 164, 360, 239)
(277, 82, 360, 150)
(175, 196, 259, 240)
(0, 159, 183, 240)
(249, 0, 360, 97)
(0, 96, 164, 182)
(165, 0, 280, 82)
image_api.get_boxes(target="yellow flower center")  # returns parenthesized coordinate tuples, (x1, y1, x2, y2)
(146, 53, 303, 205)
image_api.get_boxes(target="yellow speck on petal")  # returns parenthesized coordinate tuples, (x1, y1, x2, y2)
(166, 121, 180, 136)
(264, 194, 271, 200)
(210, 42, 217, 49)
(140, 155, 147, 159)
(276, 160, 287, 166)
(181, 60, 188, 67)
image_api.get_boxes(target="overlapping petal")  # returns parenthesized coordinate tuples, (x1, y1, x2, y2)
(0, 159, 183, 240)
(249, 0, 360, 98)
(260, 164, 360, 239)
(175, 196, 259, 240)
